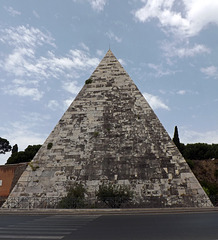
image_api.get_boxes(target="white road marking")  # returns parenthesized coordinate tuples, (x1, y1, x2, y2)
(0, 235, 64, 239)
(0, 215, 99, 239)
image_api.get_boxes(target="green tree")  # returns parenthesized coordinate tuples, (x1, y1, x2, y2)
(6, 144, 41, 164)
(0, 137, 11, 154)
(182, 143, 218, 160)
(172, 126, 181, 152)
(12, 144, 18, 154)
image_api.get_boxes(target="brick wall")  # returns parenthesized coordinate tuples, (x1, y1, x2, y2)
(0, 163, 27, 206)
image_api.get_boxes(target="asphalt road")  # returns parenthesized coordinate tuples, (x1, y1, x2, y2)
(0, 212, 217, 240)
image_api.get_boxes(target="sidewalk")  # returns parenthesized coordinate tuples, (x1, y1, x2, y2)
(0, 207, 218, 215)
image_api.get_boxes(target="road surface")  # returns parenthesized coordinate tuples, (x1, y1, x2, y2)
(0, 211, 217, 239)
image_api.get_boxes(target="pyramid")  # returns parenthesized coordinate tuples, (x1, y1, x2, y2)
(3, 50, 212, 208)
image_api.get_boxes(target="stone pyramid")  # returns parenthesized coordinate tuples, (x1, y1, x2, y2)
(3, 50, 212, 208)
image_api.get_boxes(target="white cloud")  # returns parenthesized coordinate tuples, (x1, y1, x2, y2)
(134, 0, 218, 38)
(0, 115, 49, 164)
(68, 49, 100, 69)
(0, 25, 101, 101)
(0, 152, 11, 165)
(33, 10, 40, 18)
(80, 42, 89, 51)
(88, 0, 107, 12)
(73, 0, 107, 12)
(106, 31, 122, 43)
(177, 90, 186, 95)
(0, 25, 55, 48)
(180, 128, 218, 144)
(12, 79, 38, 86)
(96, 49, 104, 57)
(47, 100, 60, 111)
(62, 81, 81, 95)
(4, 86, 43, 101)
(63, 97, 75, 109)
(0, 26, 100, 89)
(143, 92, 170, 110)
(148, 63, 175, 77)
(162, 42, 210, 58)
(4, 6, 21, 17)
(118, 58, 126, 66)
(3, 48, 38, 77)
(201, 66, 218, 79)
(0, 27, 99, 80)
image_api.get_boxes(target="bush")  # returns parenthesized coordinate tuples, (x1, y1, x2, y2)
(200, 180, 218, 196)
(47, 142, 53, 150)
(85, 78, 92, 84)
(96, 184, 132, 208)
(203, 186, 210, 196)
(57, 183, 86, 209)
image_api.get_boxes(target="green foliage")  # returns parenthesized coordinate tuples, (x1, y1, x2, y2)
(57, 183, 86, 209)
(172, 126, 218, 160)
(186, 159, 194, 170)
(93, 131, 99, 137)
(85, 78, 92, 84)
(6, 144, 42, 164)
(47, 142, 53, 150)
(0, 137, 11, 154)
(172, 126, 181, 151)
(28, 162, 39, 171)
(181, 143, 218, 160)
(96, 184, 132, 208)
(12, 144, 18, 154)
(200, 180, 218, 196)
(203, 186, 210, 196)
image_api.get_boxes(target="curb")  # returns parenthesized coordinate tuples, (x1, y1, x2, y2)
(0, 207, 217, 215)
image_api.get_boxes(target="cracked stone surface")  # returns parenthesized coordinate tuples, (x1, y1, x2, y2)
(3, 50, 213, 208)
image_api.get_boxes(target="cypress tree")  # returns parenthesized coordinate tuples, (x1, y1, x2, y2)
(173, 126, 181, 151)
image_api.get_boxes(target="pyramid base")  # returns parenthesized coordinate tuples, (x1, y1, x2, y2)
(2, 179, 213, 208)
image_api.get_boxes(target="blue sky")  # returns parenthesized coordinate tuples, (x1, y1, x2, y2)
(1, 0, 218, 164)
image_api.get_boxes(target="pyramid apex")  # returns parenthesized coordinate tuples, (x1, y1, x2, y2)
(105, 48, 115, 57)
(90, 48, 126, 81)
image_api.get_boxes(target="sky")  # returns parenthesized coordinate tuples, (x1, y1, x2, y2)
(1, 0, 218, 164)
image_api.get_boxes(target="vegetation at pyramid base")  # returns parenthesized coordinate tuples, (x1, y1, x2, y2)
(96, 184, 132, 208)
(6, 145, 42, 165)
(0, 137, 11, 154)
(201, 180, 218, 196)
(56, 183, 132, 209)
(185, 158, 218, 205)
(57, 183, 86, 209)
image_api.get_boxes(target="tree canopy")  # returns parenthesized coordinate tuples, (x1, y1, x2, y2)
(172, 126, 182, 152)
(0, 137, 11, 154)
(6, 144, 42, 164)
(181, 143, 218, 160)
